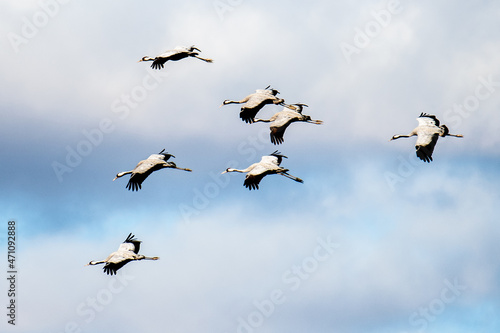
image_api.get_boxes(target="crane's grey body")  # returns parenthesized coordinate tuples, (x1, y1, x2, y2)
(221, 86, 285, 123)
(113, 149, 192, 191)
(139, 45, 213, 70)
(222, 151, 303, 190)
(254, 104, 323, 145)
(86, 233, 159, 275)
(390, 113, 463, 162)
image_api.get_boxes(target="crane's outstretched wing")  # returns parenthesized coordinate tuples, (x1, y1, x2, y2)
(243, 166, 269, 190)
(103, 260, 131, 275)
(149, 49, 183, 69)
(268, 151, 287, 165)
(122, 233, 141, 254)
(417, 113, 440, 127)
(240, 109, 259, 123)
(415, 133, 439, 162)
(269, 113, 296, 145)
(150, 57, 168, 70)
(270, 126, 286, 145)
(243, 174, 265, 190)
(125, 160, 163, 191)
(126, 171, 149, 191)
(239, 93, 282, 123)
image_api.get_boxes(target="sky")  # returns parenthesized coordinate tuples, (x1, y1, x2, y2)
(1, 0, 499, 332)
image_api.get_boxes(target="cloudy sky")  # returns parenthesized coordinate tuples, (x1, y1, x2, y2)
(1, 1, 499, 332)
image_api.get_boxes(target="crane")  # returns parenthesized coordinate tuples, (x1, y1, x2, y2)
(113, 149, 192, 191)
(86, 233, 159, 275)
(253, 103, 323, 144)
(390, 113, 463, 162)
(221, 86, 285, 123)
(222, 150, 303, 190)
(138, 45, 213, 69)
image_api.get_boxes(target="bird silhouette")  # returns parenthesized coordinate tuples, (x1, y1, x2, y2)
(222, 151, 303, 190)
(221, 86, 285, 123)
(253, 103, 323, 144)
(390, 113, 463, 162)
(113, 149, 192, 191)
(138, 45, 213, 69)
(86, 233, 159, 275)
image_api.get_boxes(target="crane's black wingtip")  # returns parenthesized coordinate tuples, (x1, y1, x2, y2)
(124, 233, 136, 243)
(103, 266, 116, 276)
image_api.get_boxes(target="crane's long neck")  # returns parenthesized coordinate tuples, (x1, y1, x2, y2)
(227, 166, 253, 173)
(445, 133, 463, 138)
(253, 118, 272, 123)
(224, 100, 243, 105)
(140, 57, 156, 62)
(113, 171, 133, 181)
(390, 133, 415, 141)
(87, 260, 106, 266)
(222, 96, 250, 106)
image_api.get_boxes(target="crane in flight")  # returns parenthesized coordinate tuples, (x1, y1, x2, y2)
(222, 150, 303, 190)
(221, 86, 285, 123)
(86, 233, 159, 275)
(138, 45, 213, 69)
(113, 149, 192, 191)
(253, 103, 323, 145)
(390, 113, 463, 162)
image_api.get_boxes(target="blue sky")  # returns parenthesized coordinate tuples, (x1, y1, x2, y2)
(1, 1, 500, 332)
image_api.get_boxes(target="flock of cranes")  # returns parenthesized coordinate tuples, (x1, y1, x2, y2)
(88, 45, 463, 275)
